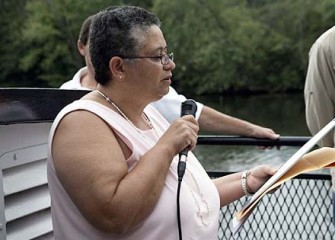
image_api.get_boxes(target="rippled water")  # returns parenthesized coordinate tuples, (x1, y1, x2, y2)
(195, 145, 302, 170)
(191, 93, 328, 174)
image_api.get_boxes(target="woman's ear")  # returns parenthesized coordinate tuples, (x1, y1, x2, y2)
(109, 57, 125, 80)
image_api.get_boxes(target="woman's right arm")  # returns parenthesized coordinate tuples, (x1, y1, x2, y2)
(52, 111, 198, 233)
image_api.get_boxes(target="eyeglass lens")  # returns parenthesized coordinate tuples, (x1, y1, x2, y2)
(162, 53, 174, 64)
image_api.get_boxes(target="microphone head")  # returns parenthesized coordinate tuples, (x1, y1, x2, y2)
(181, 99, 197, 117)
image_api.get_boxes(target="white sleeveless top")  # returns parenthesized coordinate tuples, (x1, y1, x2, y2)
(47, 100, 220, 240)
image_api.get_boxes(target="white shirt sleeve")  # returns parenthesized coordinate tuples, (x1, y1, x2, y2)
(59, 67, 91, 90)
(150, 86, 203, 123)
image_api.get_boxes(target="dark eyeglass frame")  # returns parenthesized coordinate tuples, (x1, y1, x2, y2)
(120, 53, 174, 65)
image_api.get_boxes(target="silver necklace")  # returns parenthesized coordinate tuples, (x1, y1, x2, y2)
(96, 89, 154, 134)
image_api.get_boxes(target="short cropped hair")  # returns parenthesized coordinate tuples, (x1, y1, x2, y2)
(89, 6, 161, 85)
(78, 15, 95, 46)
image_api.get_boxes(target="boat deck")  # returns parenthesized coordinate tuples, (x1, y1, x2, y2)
(0, 88, 333, 239)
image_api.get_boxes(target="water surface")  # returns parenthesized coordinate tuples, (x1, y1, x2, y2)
(192, 93, 327, 173)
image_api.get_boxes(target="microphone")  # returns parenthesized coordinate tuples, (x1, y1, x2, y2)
(178, 99, 197, 180)
(176, 99, 198, 240)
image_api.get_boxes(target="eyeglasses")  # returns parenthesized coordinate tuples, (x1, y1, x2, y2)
(121, 53, 174, 65)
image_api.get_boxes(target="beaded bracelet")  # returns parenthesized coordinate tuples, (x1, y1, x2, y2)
(241, 171, 253, 196)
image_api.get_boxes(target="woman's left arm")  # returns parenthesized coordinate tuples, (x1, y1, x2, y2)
(213, 165, 277, 207)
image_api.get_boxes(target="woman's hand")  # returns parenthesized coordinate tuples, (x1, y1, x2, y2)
(246, 165, 278, 194)
(156, 115, 199, 157)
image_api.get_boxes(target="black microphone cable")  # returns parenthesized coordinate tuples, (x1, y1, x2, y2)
(177, 99, 197, 240)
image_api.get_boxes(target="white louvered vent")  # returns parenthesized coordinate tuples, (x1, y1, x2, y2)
(0, 123, 53, 239)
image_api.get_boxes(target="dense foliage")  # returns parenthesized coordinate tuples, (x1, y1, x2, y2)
(0, 0, 334, 94)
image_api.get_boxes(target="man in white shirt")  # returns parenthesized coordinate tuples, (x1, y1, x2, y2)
(61, 14, 279, 140)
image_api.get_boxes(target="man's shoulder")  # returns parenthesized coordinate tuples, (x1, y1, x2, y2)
(313, 26, 335, 50)
(60, 67, 88, 89)
(59, 79, 78, 89)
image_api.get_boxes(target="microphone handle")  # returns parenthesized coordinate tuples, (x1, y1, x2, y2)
(179, 99, 197, 158)
(179, 147, 188, 157)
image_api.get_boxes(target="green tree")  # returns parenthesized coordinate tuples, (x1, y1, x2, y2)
(152, 0, 335, 94)
(152, 0, 293, 94)
(1, 0, 335, 93)
(2, 0, 154, 87)
(20, 0, 114, 87)
(0, 0, 35, 87)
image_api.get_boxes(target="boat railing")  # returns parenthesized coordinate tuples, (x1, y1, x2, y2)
(207, 171, 333, 239)
(198, 135, 311, 147)
(0, 88, 334, 239)
(197, 136, 334, 239)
